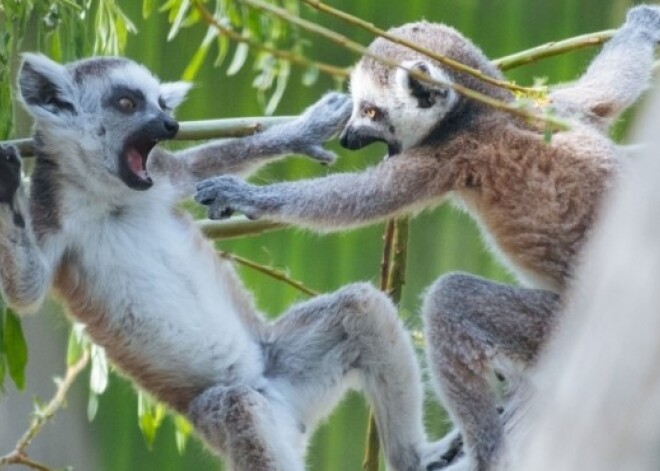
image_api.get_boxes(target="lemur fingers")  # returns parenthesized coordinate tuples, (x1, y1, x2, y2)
(624, 4, 660, 42)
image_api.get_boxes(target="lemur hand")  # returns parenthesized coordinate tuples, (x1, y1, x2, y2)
(195, 175, 274, 220)
(624, 5, 660, 42)
(0, 146, 21, 204)
(277, 92, 352, 165)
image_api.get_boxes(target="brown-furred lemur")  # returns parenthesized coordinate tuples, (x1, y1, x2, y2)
(0, 56, 450, 470)
(194, 5, 660, 471)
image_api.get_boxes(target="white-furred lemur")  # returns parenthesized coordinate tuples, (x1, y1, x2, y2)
(0, 55, 449, 470)
(194, 5, 660, 471)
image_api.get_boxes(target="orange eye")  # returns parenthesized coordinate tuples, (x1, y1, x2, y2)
(365, 107, 377, 119)
(118, 97, 136, 111)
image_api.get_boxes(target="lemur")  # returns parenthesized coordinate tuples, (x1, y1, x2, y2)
(0, 55, 448, 471)
(193, 5, 660, 471)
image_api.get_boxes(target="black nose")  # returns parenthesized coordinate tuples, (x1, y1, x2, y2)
(163, 117, 179, 137)
(339, 127, 351, 148)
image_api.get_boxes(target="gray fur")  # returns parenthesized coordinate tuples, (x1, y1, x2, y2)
(194, 6, 660, 471)
(0, 53, 446, 471)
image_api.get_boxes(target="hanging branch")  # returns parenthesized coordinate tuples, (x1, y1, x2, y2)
(0, 350, 90, 471)
(233, 0, 570, 132)
(219, 250, 319, 297)
(363, 218, 411, 471)
(300, 0, 539, 95)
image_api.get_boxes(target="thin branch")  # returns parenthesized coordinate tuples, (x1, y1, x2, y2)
(192, 0, 349, 79)
(363, 218, 410, 471)
(219, 251, 319, 297)
(0, 350, 90, 471)
(6, 116, 296, 158)
(301, 0, 538, 94)
(235, 0, 570, 132)
(493, 30, 616, 70)
(199, 217, 284, 240)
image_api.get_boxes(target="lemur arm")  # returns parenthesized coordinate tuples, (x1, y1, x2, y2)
(195, 148, 456, 230)
(0, 147, 52, 314)
(151, 93, 351, 197)
(551, 5, 660, 128)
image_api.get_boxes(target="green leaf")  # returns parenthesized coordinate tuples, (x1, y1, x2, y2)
(174, 414, 192, 454)
(265, 60, 290, 115)
(226, 39, 250, 76)
(4, 309, 28, 390)
(87, 391, 99, 422)
(66, 325, 86, 367)
(302, 65, 319, 87)
(138, 391, 166, 449)
(0, 308, 6, 391)
(89, 344, 108, 394)
(182, 28, 215, 81)
(142, 0, 153, 19)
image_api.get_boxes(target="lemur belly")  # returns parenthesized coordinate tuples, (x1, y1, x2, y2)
(53, 207, 263, 411)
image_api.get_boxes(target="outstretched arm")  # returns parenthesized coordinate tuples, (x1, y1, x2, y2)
(0, 146, 52, 314)
(551, 5, 660, 129)
(151, 93, 351, 196)
(194, 149, 455, 231)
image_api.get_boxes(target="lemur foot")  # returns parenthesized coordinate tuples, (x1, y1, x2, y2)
(625, 5, 660, 42)
(421, 432, 465, 470)
(0, 145, 21, 204)
(279, 92, 352, 165)
(195, 175, 273, 220)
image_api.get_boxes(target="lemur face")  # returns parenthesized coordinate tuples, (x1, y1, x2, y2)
(341, 60, 458, 157)
(18, 54, 190, 191)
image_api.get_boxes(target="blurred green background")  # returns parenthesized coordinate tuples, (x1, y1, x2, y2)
(0, 0, 643, 469)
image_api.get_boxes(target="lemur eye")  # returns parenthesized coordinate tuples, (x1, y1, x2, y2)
(364, 107, 378, 119)
(118, 97, 136, 112)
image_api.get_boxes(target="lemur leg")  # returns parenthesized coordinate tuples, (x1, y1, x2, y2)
(551, 5, 660, 127)
(264, 283, 439, 471)
(0, 146, 50, 314)
(188, 384, 304, 471)
(423, 273, 560, 471)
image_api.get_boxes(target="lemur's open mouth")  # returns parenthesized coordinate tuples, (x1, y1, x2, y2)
(118, 135, 158, 191)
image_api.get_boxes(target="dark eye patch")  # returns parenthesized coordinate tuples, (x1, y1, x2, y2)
(158, 96, 170, 111)
(106, 85, 146, 113)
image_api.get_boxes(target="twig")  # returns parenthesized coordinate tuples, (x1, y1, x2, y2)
(493, 29, 616, 70)
(301, 0, 538, 95)
(235, 0, 570, 132)
(0, 350, 90, 471)
(363, 218, 410, 471)
(219, 251, 319, 297)
(192, 0, 349, 79)
(199, 217, 284, 240)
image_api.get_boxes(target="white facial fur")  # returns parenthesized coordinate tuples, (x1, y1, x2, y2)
(348, 60, 458, 153)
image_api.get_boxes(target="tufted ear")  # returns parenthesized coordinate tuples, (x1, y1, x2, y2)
(159, 81, 192, 110)
(18, 53, 77, 120)
(395, 60, 454, 109)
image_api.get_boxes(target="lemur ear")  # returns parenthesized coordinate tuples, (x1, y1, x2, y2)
(395, 60, 453, 109)
(18, 53, 77, 119)
(160, 81, 192, 110)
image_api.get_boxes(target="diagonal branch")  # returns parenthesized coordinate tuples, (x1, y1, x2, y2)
(0, 350, 90, 471)
(234, 0, 571, 132)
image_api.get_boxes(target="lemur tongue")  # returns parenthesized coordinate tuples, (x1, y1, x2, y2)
(127, 147, 149, 181)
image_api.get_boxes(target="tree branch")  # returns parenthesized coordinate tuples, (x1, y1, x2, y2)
(235, 0, 570, 132)
(300, 0, 538, 94)
(219, 251, 319, 297)
(493, 30, 616, 70)
(0, 350, 90, 471)
(363, 218, 410, 471)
